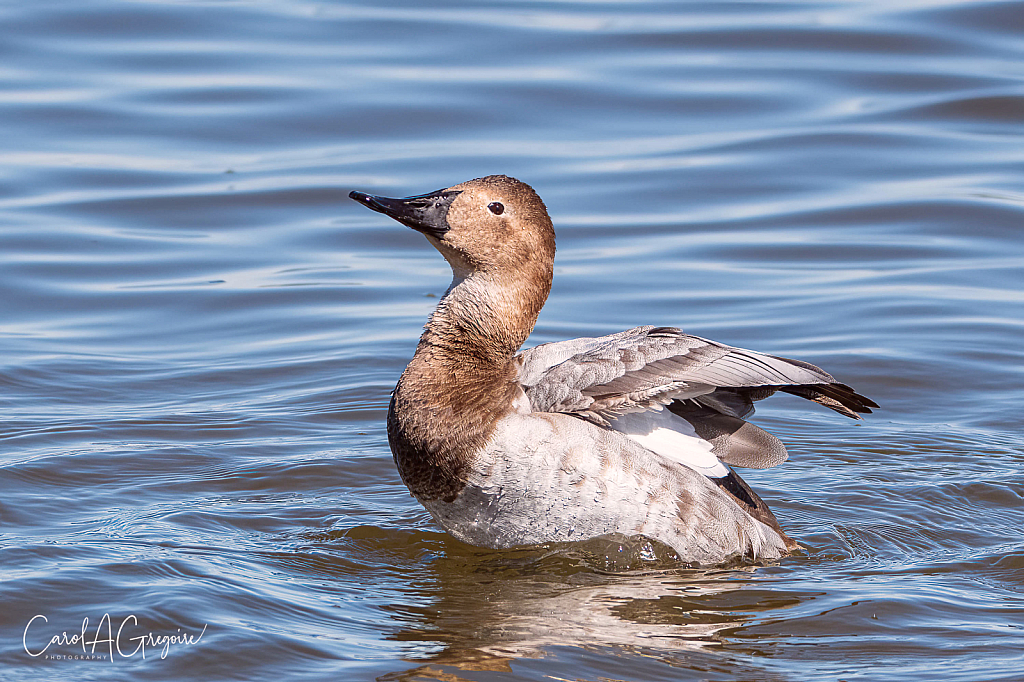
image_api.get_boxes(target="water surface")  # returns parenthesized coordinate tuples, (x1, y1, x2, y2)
(1, 1, 1023, 680)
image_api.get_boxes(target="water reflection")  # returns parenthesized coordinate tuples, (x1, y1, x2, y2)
(382, 538, 800, 678)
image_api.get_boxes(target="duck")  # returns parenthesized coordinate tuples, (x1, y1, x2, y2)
(349, 175, 877, 565)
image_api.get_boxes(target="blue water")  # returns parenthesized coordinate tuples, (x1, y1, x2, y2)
(1, 1, 1023, 680)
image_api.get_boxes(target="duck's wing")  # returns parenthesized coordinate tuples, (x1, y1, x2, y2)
(517, 326, 877, 469)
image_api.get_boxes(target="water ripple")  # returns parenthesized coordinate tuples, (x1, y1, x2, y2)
(2, 1, 1023, 680)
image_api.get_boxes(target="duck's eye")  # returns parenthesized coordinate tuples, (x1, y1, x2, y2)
(487, 202, 505, 215)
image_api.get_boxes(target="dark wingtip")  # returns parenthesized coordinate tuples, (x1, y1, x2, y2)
(779, 382, 878, 420)
(833, 383, 879, 412)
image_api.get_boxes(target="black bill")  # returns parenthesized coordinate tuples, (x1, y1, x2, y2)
(349, 188, 461, 239)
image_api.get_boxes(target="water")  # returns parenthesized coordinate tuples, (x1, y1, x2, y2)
(1, 1, 1023, 680)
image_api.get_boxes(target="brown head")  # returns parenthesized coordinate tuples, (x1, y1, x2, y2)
(351, 175, 554, 276)
(351, 175, 556, 356)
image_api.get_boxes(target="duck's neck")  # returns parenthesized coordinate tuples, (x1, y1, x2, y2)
(424, 268, 549, 359)
(387, 268, 551, 502)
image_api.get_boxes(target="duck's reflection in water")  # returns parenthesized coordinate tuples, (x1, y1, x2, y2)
(382, 535, 798, 680)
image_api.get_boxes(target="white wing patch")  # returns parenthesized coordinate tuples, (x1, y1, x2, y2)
(610, 409, 730, 479)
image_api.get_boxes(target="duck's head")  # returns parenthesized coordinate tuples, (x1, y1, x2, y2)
(350, 175, 555, 283)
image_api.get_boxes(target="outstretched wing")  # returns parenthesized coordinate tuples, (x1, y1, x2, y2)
(517, 326, 877, 469)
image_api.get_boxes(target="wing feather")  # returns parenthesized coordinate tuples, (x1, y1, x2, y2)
(518, 326, 877, 425)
